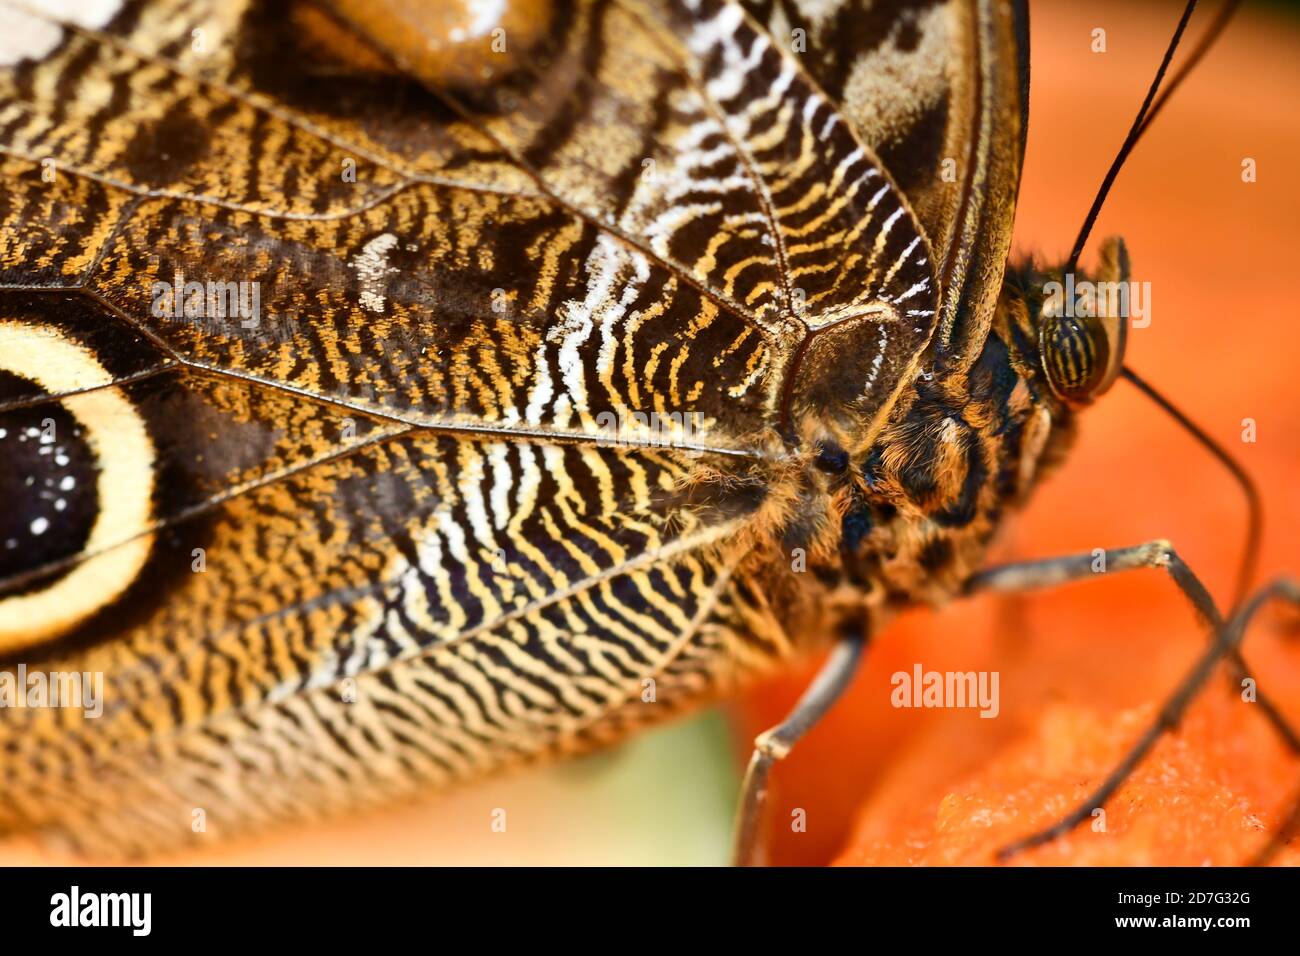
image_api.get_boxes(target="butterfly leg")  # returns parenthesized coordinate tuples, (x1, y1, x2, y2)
(967, 541, 1300, 860)
(731, 632, 866, 867)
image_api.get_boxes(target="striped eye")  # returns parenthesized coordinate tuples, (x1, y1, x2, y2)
(0, 323, 156, 654)
(1039, 237, 1131, 404)
(1039, 313, 1114, 403)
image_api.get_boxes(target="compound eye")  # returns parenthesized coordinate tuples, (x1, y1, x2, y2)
(1040, 314, 1115, 403)
(1041, 238, 1131, 404)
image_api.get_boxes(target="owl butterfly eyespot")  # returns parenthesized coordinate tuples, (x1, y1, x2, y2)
(0, 319, 157, 652)
(2, 0, 1277, 868)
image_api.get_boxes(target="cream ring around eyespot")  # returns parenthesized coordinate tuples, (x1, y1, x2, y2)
(0, 321, 156, 653)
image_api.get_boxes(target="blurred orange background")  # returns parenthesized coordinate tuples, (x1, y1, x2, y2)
(3, 0, 1298, 867)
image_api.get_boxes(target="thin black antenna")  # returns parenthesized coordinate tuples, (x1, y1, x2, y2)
(1121, 366, 1261, 608)
(1065, 0, 1205, 275)
(1133, 0, 1242, 144)
(1092, 2, 1255, 605)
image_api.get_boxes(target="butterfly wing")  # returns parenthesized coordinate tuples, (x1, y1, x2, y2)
(0, 0, 943, 854)
(743, 0, 1030, 365)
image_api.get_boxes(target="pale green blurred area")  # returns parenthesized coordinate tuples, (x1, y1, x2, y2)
(0, 709, 742, 866)
(9, 708, 746, 867)
(293, 707, 744, 866)
(519, 710, 741, 866)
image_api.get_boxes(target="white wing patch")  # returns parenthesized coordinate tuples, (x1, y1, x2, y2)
(0, 0, 123, 66)
(350, 233, 401, 314)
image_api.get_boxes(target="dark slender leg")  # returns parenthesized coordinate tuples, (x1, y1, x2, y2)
(969, 542, 1300, 752)
(732, 634, 866, 867)
(969, 544, 1300, 860)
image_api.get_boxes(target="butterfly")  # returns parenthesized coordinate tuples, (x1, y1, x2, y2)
(0, 0, 1293, 863)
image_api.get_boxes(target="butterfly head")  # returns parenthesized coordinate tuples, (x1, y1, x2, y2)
(1027, 236, 1131, 406)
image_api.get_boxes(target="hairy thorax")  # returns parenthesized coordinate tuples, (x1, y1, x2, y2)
(748, 277, 1078, 651)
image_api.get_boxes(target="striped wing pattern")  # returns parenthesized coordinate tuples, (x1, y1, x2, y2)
(0, 0, 938, 854)
(743, 0, 1028, 363)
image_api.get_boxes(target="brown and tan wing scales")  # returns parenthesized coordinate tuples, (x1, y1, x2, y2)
(0, 0, 942, 854)
(742, 0, 1028, 365)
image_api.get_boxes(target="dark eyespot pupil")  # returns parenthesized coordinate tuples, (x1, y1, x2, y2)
(0, 371, 100, 586)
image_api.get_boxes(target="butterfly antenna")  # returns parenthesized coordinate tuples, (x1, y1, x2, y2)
(1121, 367, 1261, 609)
(1065, 0, 1241, 275)
(1133, 0, 1242, 144)
(1076, 2, 1256, 606)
